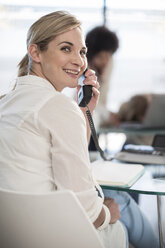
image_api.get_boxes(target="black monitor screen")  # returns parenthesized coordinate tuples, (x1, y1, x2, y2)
(152, 135, 165, 150)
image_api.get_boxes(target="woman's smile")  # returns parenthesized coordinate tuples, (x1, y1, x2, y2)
(63, 69, 80, 78)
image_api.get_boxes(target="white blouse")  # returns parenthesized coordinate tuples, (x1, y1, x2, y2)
(0, 75, 127, 247)
(0, 75, 103, 223)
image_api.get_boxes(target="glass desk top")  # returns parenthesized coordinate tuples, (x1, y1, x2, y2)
(101, 165, 165, 196)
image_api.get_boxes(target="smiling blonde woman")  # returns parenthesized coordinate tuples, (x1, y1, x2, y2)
(0, 11, 127, 248)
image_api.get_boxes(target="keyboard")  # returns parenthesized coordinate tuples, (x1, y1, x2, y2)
(115, 151, 165, 165)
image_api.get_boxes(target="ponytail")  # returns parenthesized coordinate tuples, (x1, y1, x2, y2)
(17, 53, 29, 76)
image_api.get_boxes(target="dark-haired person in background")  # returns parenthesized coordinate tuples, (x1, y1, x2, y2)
(86, 26, 159, 248)
(86, 26, 119, 132)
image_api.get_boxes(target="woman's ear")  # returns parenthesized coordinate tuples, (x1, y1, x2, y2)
(28, 44, 41, 63)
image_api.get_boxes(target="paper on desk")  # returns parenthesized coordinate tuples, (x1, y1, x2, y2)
(91, 160, 145, 188)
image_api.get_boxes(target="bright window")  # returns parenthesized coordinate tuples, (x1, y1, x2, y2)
(1, 0, 165, 112)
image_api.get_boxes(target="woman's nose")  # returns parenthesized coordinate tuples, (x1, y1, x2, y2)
(72, 53, 84, 67)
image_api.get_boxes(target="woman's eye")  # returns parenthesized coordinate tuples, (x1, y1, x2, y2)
(80, 50, 87, 56)
(61, 46, 70, 52)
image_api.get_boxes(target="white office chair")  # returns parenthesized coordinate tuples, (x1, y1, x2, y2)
(0, 188, 104, 248)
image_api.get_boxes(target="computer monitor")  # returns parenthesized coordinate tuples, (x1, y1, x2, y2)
(143, 94, 165, 127)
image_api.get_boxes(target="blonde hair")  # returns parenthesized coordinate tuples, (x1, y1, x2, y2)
(18, 11, 81, 76)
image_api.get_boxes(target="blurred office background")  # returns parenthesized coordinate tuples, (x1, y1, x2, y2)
(0, 0, 165, 237)
(1, 0, 165, 112)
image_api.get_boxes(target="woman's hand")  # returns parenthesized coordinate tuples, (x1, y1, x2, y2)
(77, 69, 100, 113)
(77, 69, 100, 143)
(104, 198, 120, 224)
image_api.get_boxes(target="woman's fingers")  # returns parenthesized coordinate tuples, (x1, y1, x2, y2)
(83, 69, 100, 89)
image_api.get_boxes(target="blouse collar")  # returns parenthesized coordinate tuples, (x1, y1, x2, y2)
(16, 75, 56, 91)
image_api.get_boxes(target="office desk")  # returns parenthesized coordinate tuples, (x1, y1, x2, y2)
(99, 126, 165, 136)
(101, 166, 165, 248)
(97, 127, 165, 155)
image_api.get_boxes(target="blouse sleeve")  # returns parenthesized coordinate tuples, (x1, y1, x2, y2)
(37, 93, 103, 223)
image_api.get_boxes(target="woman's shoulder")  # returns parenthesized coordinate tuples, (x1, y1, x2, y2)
(37, 92, 86, 130)
(40, 91, 83, 119)
(48, 91, 78, 109)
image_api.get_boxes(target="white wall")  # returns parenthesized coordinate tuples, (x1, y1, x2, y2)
(1, 0, 165, 112)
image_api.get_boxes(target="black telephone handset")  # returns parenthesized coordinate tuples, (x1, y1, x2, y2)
(78, 73, 93, 107)
(78, 72, 109, 161)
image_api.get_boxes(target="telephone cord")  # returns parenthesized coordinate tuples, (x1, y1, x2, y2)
(85, 105, 110, 161)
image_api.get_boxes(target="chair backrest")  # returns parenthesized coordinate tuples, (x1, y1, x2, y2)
(0, 188, 104, 248)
